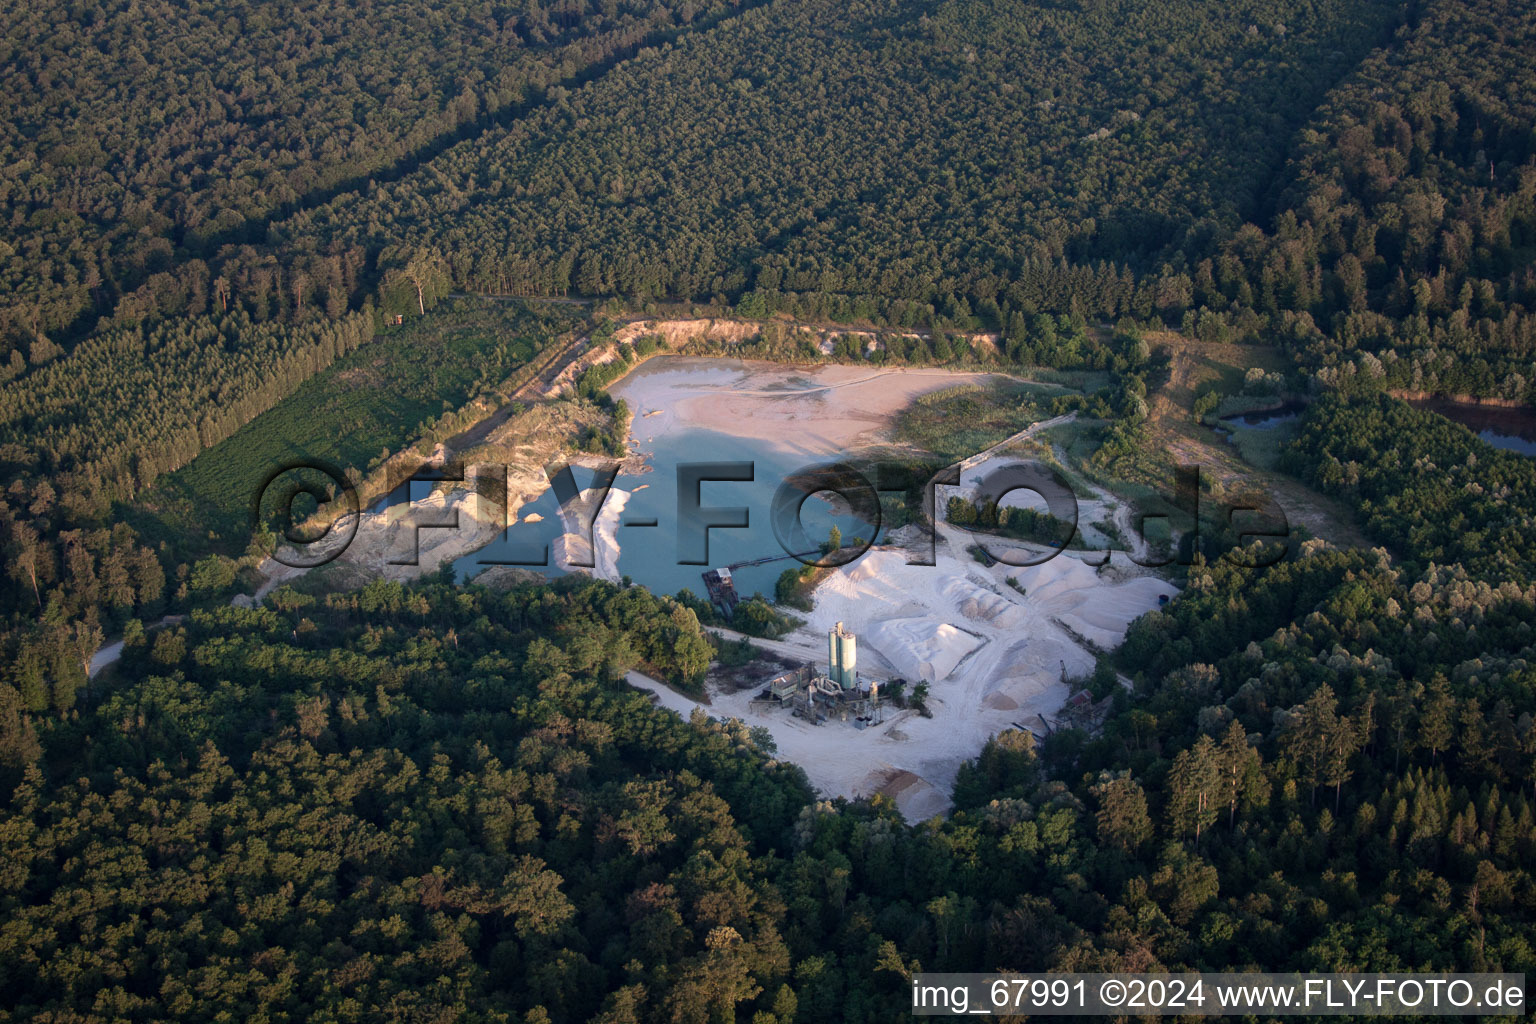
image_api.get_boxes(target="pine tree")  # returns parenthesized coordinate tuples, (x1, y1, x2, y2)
(1216, 720, 1264, 829)
(1284, 686, 1337, 805)
(1167, 734, 1221, 843)
(1420, 675, 1455, 762)
(1323, 709, 1363, 813)
(1093, 773, 1153, 852)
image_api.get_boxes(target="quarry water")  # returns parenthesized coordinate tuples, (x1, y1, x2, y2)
(606, 428, 877, 600)
(455, 378, 882, 599)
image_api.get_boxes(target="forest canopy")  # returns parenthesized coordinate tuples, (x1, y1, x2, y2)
(0, 0, 752, 356)
(1, 560, 1533, 1021)
(4, 0, 1536, 1018)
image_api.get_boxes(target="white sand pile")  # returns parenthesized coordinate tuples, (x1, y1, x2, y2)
(867, 618, 983, 683)
(813, 550, 923, 619)
(1009, 557, 1175, 650)
(992, 637, 1092, 686)
(981, 638, 1078, 719)
(941, 575, 1030, 629)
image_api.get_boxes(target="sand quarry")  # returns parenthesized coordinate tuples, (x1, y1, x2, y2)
(248, 357, 1175, 820)
(629, 519, 1174, 822)
(613, 359, 1176, 821)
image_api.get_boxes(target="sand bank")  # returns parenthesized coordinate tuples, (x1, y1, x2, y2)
(611, 357, 1005, 456)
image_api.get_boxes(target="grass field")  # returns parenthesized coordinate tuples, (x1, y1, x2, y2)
(126, 299, 582, 557)
(892, 376, 1090, 462)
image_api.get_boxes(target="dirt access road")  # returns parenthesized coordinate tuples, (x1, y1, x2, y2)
(444, 330, 594, 453)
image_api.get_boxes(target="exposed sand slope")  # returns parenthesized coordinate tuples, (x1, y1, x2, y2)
(268, 484, 506, 585)
(246, 401, 617, 595)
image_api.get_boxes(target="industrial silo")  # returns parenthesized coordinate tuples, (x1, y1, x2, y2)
(828, 621, 857, 689)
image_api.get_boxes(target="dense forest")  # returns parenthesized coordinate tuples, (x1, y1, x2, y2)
(1, 541, 1532, 1020)
(0, 310, 377, 497)
(272, 0, 1400, 297)
(7, 0, 1535, 398)
(255, 0, 1534, 397)
(1284, 395, 1536, 581)
(4, 0, 1536, 1017)
(1226, 0, 1536, 400)
(0, 0, 755, 357)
